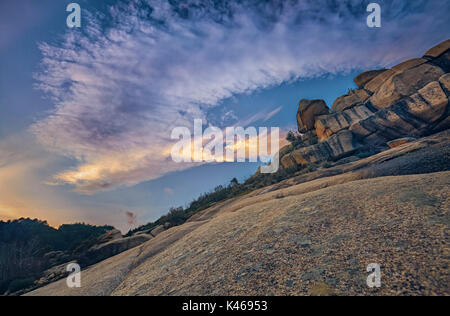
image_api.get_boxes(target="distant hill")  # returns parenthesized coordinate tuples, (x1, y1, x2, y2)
(0, 218, 113, 295)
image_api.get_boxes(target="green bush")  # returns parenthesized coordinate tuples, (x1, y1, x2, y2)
(286, 131, 306, 148)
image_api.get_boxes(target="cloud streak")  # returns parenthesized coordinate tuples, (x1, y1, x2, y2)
(31, 0, 450, 193)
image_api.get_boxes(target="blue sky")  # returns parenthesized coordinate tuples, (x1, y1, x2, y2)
(1, 0, 449, 232)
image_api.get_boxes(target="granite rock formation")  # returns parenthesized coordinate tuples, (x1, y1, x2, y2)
(281, 39, 450, 170)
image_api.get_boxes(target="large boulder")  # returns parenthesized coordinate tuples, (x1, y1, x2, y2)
(364, 68, 396, 93)
(364, 58, 429, 95)
(315, 105, 375, 141)
(324, 130, 361, 160)
(297, 99, 329, 132)
(150, 225, 165, 237)
(350, 80, 449, 145)
(350, 107, 421, 146)
(354, 69, 388, 88)
(86, 234, 152, 265)
(289, 130, 361, 166)
(290, 144, 328, 166)
(405, 81, 448, 124)
(331, 89, 371, 112)
(369, 62, 444, 109)
(96, 229, 122, 245)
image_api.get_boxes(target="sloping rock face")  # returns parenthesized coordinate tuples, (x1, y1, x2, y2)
(369, 61, 444, 109)
(281, 39, 450, 170)
(331, 89, 370, 112)
(350, 80, 448, 146)
(111, 172, 450, 296)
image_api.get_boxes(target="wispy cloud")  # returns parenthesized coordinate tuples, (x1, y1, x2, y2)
(264, 106, 282, 122)
(31, 0, 450, 193)
(237, 106, 283, 127)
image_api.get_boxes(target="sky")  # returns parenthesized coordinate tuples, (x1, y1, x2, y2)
(0, 0, 449, 232)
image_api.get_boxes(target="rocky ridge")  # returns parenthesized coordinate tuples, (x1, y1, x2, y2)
(280, 39, 450, 170)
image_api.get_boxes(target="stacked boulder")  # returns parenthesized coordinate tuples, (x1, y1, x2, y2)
(80, 229, 153, 266)
(281, 39, 450, 169)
